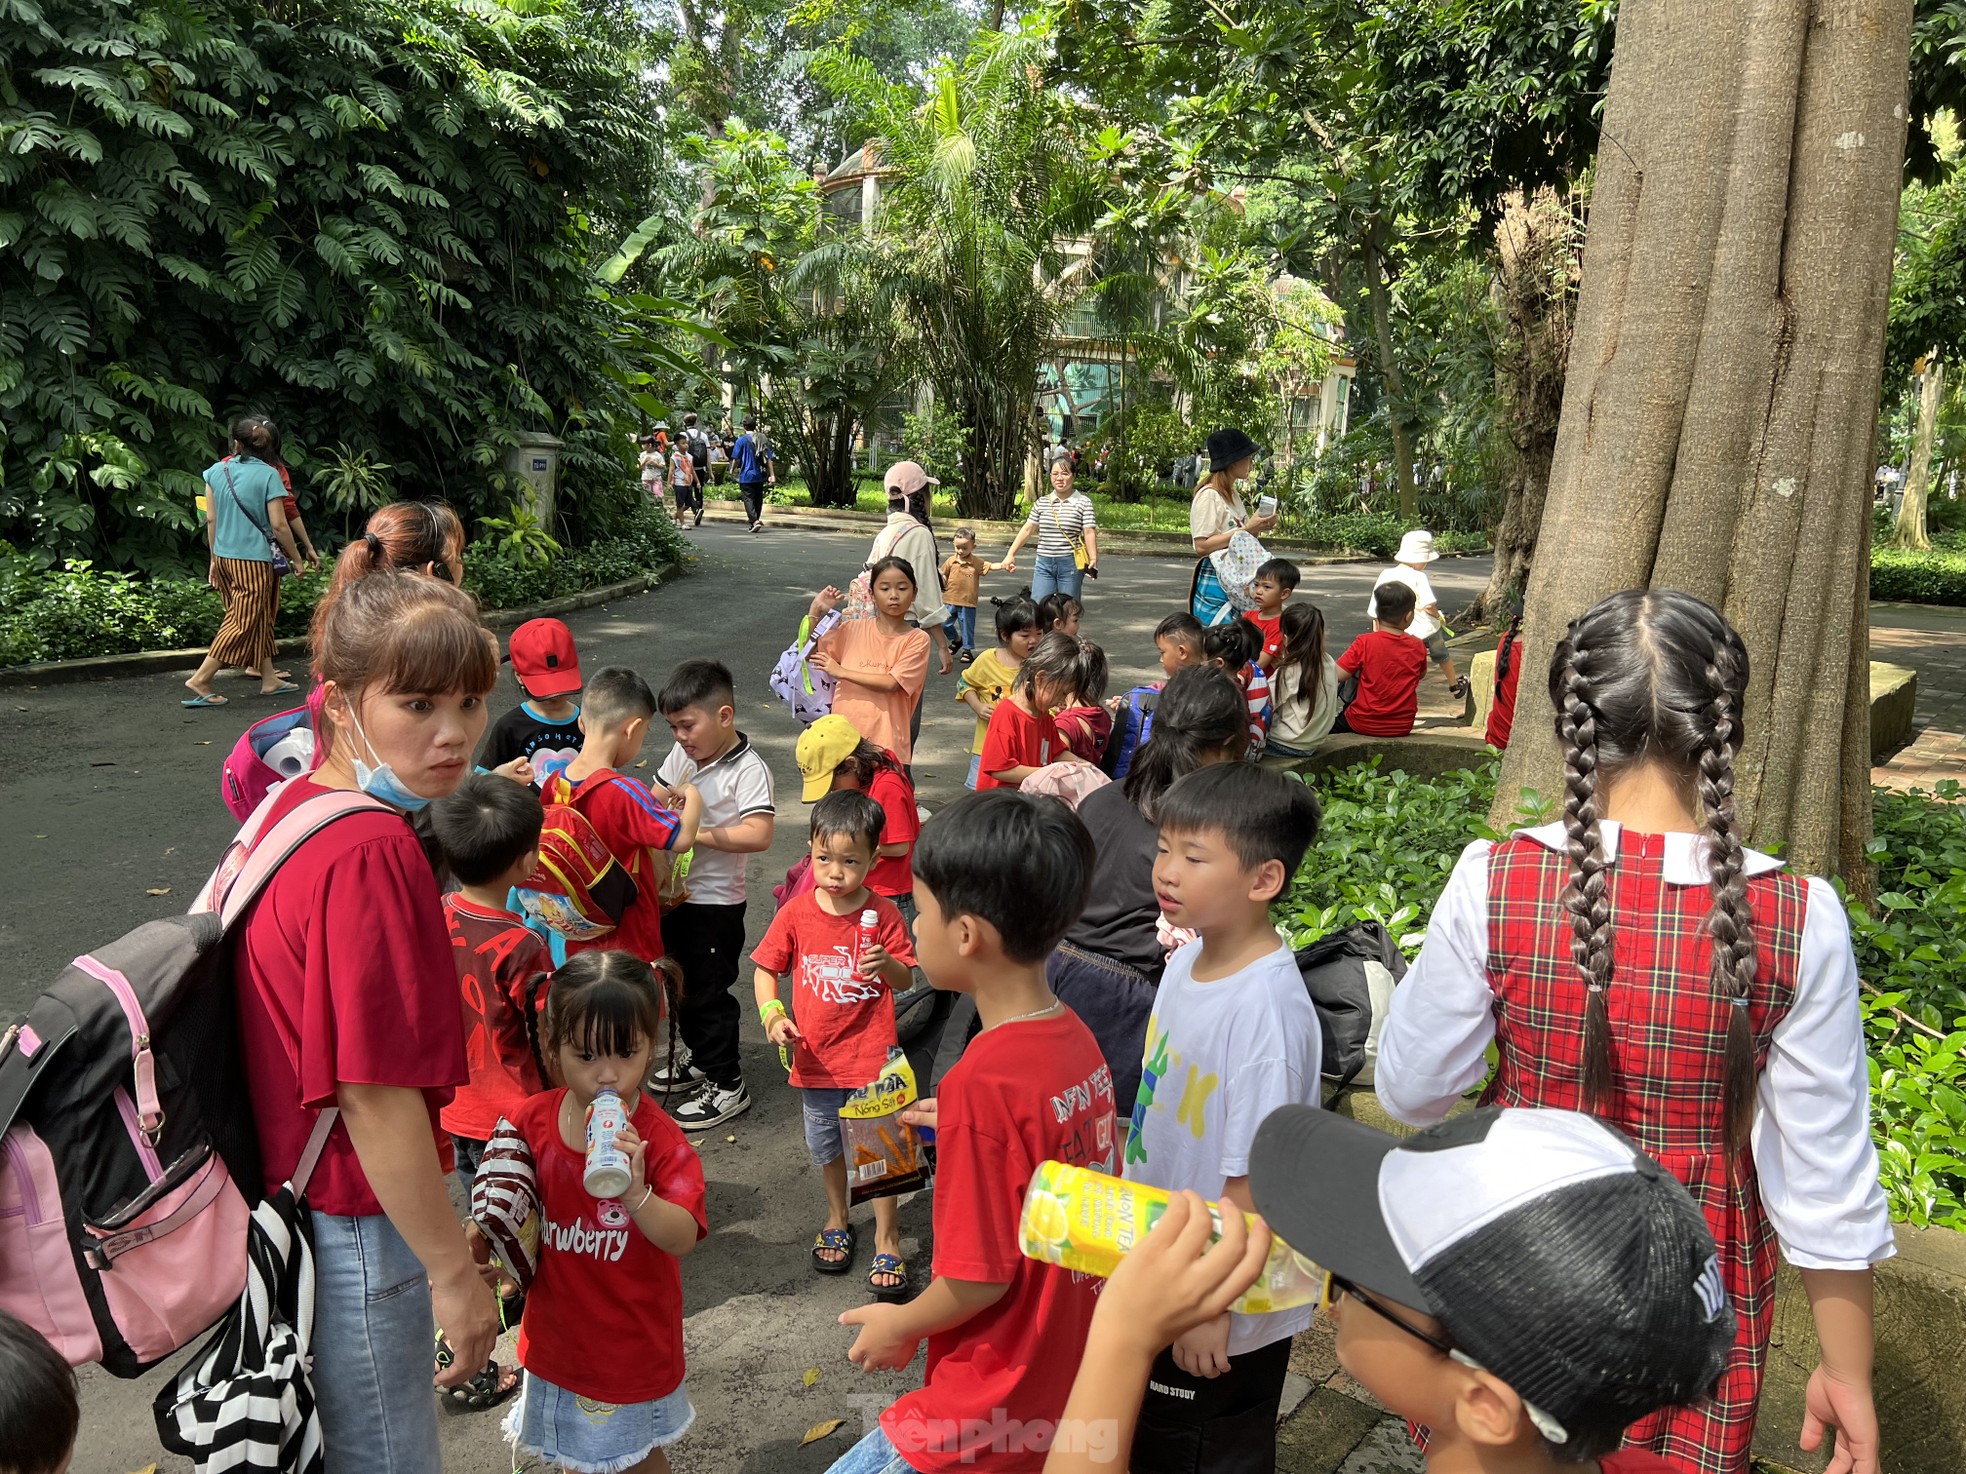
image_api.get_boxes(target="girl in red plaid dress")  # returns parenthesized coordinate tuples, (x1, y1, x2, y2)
(1375, 590, 1893, 1474)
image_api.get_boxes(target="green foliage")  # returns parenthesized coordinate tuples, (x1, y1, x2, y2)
(1276, 758, 1506, 953)
(476, 501, 564, 568)
(1, 0, 669, 573)
(1270, 758, 1966, 1228)
(900, 404, 968, 489)
(1849, 783, 1966, 1228)
(1869, 542, 1966, 604)
(461, 500, 688, 610)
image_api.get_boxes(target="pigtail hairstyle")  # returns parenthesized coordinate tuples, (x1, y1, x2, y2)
(991, 593, 1039, 643)
(1019, 631, 1106, 708)
(313, 500, 466, 648)
(1122, 665, 1247, 822)
(1546, 589, 1758, 1155)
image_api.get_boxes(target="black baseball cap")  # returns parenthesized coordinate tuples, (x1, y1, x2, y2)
(1250, 1106, 1734, 1460)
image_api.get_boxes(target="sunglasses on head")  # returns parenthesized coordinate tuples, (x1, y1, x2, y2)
(1321, 1272, 1572, 1446)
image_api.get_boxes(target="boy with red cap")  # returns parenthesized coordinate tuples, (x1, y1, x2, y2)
(480, 618, 586, 784)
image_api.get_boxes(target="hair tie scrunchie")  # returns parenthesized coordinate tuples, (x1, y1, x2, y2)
(363, 531, 383, 558)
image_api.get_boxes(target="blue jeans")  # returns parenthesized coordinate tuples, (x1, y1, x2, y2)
(825, 1425, 914, 1474)
(943, 604, 978, 653)
(1031, 554, 1083, 602)
(310, 1211, 440, 1474)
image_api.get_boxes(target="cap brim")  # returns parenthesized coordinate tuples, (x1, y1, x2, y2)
(519, 668, 583, 698)
(799, 769, 832, 803)
(1250, 1107, 1433, 1313)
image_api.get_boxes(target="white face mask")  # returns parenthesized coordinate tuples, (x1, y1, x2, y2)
(344, 702, 429, 811)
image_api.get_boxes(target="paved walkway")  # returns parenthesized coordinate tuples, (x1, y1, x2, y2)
(1870, 601, 1966, 792)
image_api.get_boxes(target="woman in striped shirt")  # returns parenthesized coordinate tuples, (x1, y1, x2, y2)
(1001, 448, 1099, 601)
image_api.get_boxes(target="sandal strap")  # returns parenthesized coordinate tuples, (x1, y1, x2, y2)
(815, 1227, 854, 1250)
(869, 1253, 906, 1274)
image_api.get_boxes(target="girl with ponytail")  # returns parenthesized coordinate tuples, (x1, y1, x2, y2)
(1376, 589, 1890, 1474)
(1048, 665, 1248, 1112)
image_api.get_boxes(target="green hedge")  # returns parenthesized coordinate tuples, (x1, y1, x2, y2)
(0, 504, 687, 668)
(1275, 757, 1966, 1230)
(1869, 544, 1966, 605)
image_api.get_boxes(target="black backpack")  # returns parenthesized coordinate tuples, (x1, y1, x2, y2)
(0, 788, 384, 1376)
(686, 426, 711, 471)
(1294, 921, 1408, 1099)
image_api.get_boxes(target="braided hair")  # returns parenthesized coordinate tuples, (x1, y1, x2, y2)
(1548, 589, 1759, 1156)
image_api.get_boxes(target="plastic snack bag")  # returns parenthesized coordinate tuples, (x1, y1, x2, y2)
(839, 1051, 930, 1205)
(1019, 1160, 1322, 1315)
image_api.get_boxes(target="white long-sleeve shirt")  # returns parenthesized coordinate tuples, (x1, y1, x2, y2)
(1377, 821, 1895, 1272)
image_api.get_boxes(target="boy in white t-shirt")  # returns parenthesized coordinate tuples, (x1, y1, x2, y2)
(1123, 762, 1322, 1474)
(1369, 529, 1468, 699)
(654, 658, 777, 1131)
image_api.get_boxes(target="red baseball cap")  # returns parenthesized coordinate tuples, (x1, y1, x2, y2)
(508, 618, 582, 698)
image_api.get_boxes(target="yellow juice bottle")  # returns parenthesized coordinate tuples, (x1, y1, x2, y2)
(1019, 1160, 1322, 1314)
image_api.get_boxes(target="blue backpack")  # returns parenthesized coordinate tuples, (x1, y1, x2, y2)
(1100, 686, 1161, 779)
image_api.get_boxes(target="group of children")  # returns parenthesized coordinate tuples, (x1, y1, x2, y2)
(6, 526, 1890, 1474)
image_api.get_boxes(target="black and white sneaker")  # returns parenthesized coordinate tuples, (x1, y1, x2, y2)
(647, 1052, 705, 1095)
(672, 1081, 751, 1132)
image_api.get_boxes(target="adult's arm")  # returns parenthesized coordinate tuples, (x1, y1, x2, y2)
(1001, 514, 1037, 571)
(264, 495, 304, 568)
(337, 1082, 497, 1384)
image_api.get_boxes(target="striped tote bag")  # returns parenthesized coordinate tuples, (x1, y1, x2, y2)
(154, 1112, 335, 1473)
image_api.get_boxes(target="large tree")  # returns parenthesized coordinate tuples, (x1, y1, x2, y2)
(1496, 0, 1917, 884)
(1883, 152, 1965, 549)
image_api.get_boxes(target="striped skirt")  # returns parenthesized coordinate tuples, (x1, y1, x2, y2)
(207, 556, 282, 669)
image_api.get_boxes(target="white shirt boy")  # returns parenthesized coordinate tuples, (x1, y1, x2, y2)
(657, 733, 774, 906)
(1370, 564, 1440, 640)
(1123, 937, 1322, 1355)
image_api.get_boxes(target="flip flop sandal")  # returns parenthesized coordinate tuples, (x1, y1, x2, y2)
(181, 692, 228, 708)
(259, 681, 301, 697)
(868, 1253, 910, 1304)
(812, 1225, 857, 1275)
(433, 1333, 521, 1412)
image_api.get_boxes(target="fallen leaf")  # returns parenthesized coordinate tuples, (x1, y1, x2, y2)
(725, 1134, 737, 1143)
(801, 1420, 846, 1447)
(803, 1367, 820, 1388)
(145, 888, 171, 897)
(635, 759, 648, 768)
(34, 834, 46, 839)
(13, 706, 26, 712)
(193, 740, 213, 746)
(127, 1465, 157, 1474)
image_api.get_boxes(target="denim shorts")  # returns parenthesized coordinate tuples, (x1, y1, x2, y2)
(801, 1086, 852, 1167)
(309, 1211, 440, 1474)
(825, 1425, 915, 1474)
(505, 1370, 695, 1474)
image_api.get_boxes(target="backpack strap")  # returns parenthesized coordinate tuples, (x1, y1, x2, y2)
(196, 785, 393, 927)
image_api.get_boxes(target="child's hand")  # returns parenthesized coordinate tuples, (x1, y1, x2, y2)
(841, 1301, 922, 1372)
(1096, 1191, 1269, 1363)
(857, 943, 896, 982)
(1171, 1314, 1232, 1379)
(614, 1121, 649, 1189)
(492, 756, 533, 784)
(899, 1098, 937, 1132)
(766, 1012, 801, 1046)
(811, 586, 842, 620)
(808, 650, 838, 675)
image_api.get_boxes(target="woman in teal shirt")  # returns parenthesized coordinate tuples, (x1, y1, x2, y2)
(183, 415, 304, 707)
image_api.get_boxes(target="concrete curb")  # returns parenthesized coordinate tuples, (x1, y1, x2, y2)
(0, 563, 683, 688)
(698, 499, 1490, 566)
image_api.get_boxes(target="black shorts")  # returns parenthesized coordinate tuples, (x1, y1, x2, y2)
(1128, 1334, 1292, 1474)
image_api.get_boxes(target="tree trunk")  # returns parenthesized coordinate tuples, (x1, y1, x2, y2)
(1472, 188, 1581, 625)
(1364, 234, 1419, 524)
(1495, 0, 1913, 886)
(1892, 357, 1943, 550)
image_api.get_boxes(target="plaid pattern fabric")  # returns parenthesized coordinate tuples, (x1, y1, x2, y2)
(1484, 833, 1807, 1474)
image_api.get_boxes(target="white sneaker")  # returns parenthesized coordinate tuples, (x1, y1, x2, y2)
(671, 1080, 752, 1132)
(647, 1051, 704, 1094)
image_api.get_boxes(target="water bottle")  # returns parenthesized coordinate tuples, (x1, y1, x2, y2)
(856, 908, 879, 969)
(582, 1088, 633, 1199)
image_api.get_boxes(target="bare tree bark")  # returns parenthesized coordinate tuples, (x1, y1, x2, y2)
(1495, 0, 1914, 885)
(1892, 356, 1943, 550)
(1364, 232, 1419, 524)
(1471, 188, 1581, 625)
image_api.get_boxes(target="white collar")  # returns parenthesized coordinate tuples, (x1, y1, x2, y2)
(1515, 821, 1786, 884)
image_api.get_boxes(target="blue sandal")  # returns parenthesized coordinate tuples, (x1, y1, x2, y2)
(812, 1225, 856, 1275)
(869, 1252, 910, 1304)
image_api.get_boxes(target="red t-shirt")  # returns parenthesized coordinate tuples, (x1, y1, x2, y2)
(1243, 610, 1284, 666)
(233, 780, 467, 1217)
(751, 892, 916, 1087)
(510, 1088, 707, 1404)
(437, 895, 552, 1142)
(555, 768, 685, 965)
(1601, 1454, 1681, 1473)
(881, 1011, 1117, 1473)
(1052, 705, 1113, 764)
(1486, 630, 1523, 749)
(1336, 630, 1428, 737)
(976, 699, 1055, 791)
(866, 763, 920, 899)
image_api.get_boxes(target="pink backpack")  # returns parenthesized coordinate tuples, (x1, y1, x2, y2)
(221, 702, 316, 822)
(0, 784, 383, 1374)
